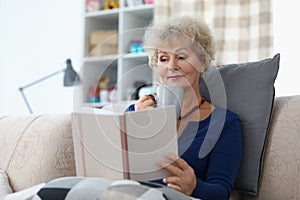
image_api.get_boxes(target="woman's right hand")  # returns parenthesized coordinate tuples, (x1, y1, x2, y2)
(134, 94, 156, 111)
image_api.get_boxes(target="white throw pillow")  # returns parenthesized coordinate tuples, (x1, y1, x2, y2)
(1, 183, 45, 200)
(0, 170, 12, 196)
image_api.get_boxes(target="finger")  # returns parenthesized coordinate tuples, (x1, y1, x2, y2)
(157, 160, 182, 176)
(144, 98, 156, 106)
(163, 176, 181, 185)
(156, 160, 170, 168)
(175, 158, 189, 170)
(166, 183, 182, 192)
(147, 94, 156, 104)
(165, 152, 179, 161)
(166, 153, 189, 170)
(137, 99, 155, 110)
(135, 97, 156, 111)
(141, 94, 156, 102)
(137, 95, 151, 102)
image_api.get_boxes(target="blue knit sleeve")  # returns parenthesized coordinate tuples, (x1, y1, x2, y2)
(125, 104, 135, 112)
(191, 112, 242, 200)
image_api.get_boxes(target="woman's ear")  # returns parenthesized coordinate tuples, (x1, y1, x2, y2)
(200, 71, 204, 78)
(199, 63, 207, 74)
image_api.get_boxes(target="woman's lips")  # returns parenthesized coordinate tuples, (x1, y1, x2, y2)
(167, 75, 184, 80)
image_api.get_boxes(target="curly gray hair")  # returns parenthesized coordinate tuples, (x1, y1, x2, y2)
(143, 16, 215, 70)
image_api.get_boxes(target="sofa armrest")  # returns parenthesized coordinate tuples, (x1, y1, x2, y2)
(0, 115, 76, 192)
(242, 95, 300, 200)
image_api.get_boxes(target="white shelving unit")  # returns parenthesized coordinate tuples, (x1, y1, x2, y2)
(81, 0, 154, 108)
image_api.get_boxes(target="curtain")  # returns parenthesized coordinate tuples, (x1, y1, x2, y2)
(153, 0, 273, 65)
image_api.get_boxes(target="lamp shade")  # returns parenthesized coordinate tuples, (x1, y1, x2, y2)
(64, 59, 80, 86)
(19, 58, 80, 113)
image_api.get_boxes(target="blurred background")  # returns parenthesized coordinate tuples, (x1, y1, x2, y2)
(0, 0, 298, 114)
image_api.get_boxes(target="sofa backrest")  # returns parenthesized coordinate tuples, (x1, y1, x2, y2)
(0, 115, 76, 192)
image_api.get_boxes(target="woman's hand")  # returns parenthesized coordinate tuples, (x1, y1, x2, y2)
(135, 94, 156, 111)
(158, 153, 197, 195)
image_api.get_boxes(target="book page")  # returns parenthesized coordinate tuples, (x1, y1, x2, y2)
(125, 106, 178, 181)
(72, 112, 124, 179)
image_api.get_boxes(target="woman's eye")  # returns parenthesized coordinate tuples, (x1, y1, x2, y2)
(159, 57, 168, 62)
(178, 55, 186, 60)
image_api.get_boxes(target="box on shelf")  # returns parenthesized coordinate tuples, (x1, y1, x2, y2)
(126, 0, 144, 6)
(145, 0, 154, 4)
(89, 30, 118, 56)
(90, 45, 118, 57)
(86, 0, 101, 12)
(104, 0, 119, 10)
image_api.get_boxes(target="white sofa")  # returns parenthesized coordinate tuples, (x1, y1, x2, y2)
(0, 115, 76, 193)
(0, 95, 300, 199)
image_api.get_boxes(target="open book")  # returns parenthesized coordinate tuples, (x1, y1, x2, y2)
(72, 105, 178, 181)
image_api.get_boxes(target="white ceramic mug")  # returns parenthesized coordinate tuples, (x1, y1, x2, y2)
(156, 85, 184, 120)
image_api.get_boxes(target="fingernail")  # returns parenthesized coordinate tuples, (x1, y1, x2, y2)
(163, 178, 167, 183)
(166, 152, 174, 158)
(157, 160, 164, 166)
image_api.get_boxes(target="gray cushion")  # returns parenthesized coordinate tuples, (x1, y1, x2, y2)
(200, 54, 280, 195)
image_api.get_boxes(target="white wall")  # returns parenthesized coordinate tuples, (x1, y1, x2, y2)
(0, 1, 298, 115)
(273, 0, 300, 97)
(0, 0, 84, 114)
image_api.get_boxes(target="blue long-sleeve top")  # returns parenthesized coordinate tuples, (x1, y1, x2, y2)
(125, 104, 242, 200)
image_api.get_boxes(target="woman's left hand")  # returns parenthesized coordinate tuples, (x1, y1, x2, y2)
(158, 153, 197, 195)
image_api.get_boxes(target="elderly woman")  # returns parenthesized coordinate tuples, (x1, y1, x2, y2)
(126, 16, 242, 200)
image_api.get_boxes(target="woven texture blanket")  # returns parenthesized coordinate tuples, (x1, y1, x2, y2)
(3, 177, 193, 200)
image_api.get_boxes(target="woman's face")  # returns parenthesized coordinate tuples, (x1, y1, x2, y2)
(157, 40, 205, 90)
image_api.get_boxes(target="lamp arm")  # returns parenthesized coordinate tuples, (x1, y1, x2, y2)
(18, 69, 65, 113)
(19, 69, 65, 90)
(19, 88, 33, 113)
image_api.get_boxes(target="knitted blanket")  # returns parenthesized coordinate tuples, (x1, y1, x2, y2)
(2, 177, 195, 200)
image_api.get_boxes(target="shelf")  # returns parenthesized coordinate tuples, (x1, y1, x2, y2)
(85, 9, 119, 19)
(81, 0, 153, 103)
(123, 4, 153, 21)
(84, 54, 119, 63)
(85, 53, 149, 63)
(83, 102, 110, 108)
(123, 4, 154, 14)
(122, 52, 148, 59)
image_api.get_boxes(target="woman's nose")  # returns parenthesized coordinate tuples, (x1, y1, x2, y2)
(167, 58, 179, 70)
